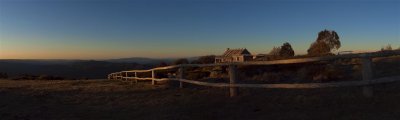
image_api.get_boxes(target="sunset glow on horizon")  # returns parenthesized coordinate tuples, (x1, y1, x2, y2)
(0, 0, 399, 59)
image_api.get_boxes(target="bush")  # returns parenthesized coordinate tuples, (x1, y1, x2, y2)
(197, 55, 215, 64)
(11, 74, 65, 80)
(237, 62, 351, 83)
(296, 63, 346, 82)
(186, 71, 210, 80)
(38, 75, 52, 80)
(209, 66, 228, 78)
(0, 72, 8, 79)
(38, 75, 65, 80)
(12, 74, 38, 80)
(250, 72, 285, 83)
(157, 62, 169, 67)
(173, 58, 189, 65)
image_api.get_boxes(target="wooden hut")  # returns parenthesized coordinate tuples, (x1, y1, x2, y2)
(215, 48, 253, 63)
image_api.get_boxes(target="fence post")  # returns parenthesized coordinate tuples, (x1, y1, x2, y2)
(178, 66, 184, 88)
(120, 73, 122, 80)
(122, 72, 125, 81)
(125, 72, 128, 81)
(117, 73, 120, 80)
(229, 64, 238, 97)
(134, 72, 138, 84)
(120, 72, 123, 80)
(361, 56, 373, 97)
(152, 70, 156, 85)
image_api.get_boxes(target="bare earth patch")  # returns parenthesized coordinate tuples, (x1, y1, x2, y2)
(0, 79, 400, 120)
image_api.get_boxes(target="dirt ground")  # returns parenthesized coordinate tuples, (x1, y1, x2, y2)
(0, 79, 400, 120)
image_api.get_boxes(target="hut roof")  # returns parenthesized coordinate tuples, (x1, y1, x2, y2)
(221, 48, 251, 57)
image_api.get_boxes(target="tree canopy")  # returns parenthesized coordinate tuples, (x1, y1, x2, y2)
(269, 46, 281, 56)
(269, 42, 295, 58)
(279, 42, 295, 57)
(308, 30, 341, 56)
(381, 44, 393, 51)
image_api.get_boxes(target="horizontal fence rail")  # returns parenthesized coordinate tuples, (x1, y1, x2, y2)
(108, 50, 400, 97)
(131, 76, 400, 89)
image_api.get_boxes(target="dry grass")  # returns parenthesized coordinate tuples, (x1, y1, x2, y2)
(1, 79, 400, 120)
(1, 56, 399, 120)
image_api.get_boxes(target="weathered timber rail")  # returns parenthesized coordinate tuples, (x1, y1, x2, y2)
(108, 50, 400, 97)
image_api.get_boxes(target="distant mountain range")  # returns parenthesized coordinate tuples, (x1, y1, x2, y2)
(1, 57, 198, 65)
(0, 57, 200, 79)
(0, 59, 152, 79)
(106, 57, 176, 64)
(106, 57, 199, 64)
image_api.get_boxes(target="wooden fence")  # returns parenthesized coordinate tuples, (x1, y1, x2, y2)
(108, 50, 400, 97)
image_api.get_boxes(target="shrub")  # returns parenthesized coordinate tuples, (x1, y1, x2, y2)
(12, 74, 38, 80)
(251, 72, 284, 83)
(296, 63, 346, 82)
(0, 72, 8, 79)
(197, 55, 215, 64)
(186, 71, 210, 80)
(36, 74, 65, 80)
(38, 75, 51, 80)
(173, 58, 189, 65)
(157, 61, 169, 67)
(209, 66, 228, 78)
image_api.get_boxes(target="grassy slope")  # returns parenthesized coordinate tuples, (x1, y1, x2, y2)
(1, 80, 400, 120)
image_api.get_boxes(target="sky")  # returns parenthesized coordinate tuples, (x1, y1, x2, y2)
(0, 0, 399, 59)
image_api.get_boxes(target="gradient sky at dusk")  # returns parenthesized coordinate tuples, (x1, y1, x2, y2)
(0, 0, 399, 59)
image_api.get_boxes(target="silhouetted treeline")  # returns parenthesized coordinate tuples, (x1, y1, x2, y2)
(11, 74, 65, 80)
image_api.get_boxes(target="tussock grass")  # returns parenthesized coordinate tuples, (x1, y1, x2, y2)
(1, 79, 400, 120)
